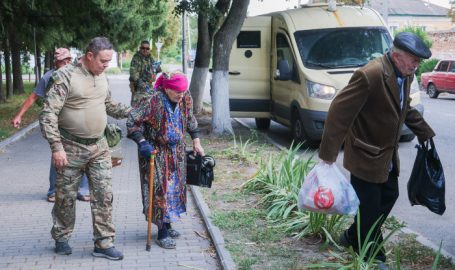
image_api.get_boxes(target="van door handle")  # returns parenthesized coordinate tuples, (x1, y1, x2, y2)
(229, 71, 241, 75)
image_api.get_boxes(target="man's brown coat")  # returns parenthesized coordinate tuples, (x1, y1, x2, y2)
(319, 55, 435, 183)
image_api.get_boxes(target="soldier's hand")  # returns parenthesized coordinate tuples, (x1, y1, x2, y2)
(52, 150, 68, 170)
(11, 115, 22, 128)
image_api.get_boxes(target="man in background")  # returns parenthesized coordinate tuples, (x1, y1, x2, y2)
(129, 40, 161, 106)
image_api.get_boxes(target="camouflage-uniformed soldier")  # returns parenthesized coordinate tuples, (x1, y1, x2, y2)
(129, 40, 161, 106)
(39, 37, 131, 260)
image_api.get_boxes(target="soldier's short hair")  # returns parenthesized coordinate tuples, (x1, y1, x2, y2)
(141, 40, 150, 46)
(85, 37, 113, 56)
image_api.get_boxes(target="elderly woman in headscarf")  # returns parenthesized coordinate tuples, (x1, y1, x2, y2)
(127, 72, 204, 249)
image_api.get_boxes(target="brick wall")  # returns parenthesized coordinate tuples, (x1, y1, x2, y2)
(428, 31, 455, 59)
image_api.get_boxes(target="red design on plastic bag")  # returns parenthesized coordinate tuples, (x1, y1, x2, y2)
(314, 186, 334, 209)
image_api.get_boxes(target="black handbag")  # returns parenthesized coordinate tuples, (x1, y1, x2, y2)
(186, 151, 215, 188)
(407, 138, 446, 215)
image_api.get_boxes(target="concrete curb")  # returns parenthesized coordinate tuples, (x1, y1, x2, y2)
(190, 185, 236, 270)
(401, 227, 455, 261)
(0, 121, 39, 150)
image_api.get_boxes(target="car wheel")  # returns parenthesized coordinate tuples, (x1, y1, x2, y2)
(428, 84, 439, 99)
(255, 118, 271, 130)
(400, 134, 415, 142)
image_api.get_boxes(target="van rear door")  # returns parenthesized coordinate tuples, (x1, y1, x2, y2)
(229, 16, 271, 118)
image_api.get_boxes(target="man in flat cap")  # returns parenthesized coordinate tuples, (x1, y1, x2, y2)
(318, 32, 435, 269)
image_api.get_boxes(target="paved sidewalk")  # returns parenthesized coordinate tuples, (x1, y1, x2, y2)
(0, 76, 220, 270)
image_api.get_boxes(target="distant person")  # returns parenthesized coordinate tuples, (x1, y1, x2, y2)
(129, 40, 161, 106)
(318, 32, 436, 270)
(127, 72, 204, 249)
(39, 37, 131, 260)
(11, 48, 90, 203)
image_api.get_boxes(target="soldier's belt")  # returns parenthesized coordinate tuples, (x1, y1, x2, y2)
(59, 128, 103, 145)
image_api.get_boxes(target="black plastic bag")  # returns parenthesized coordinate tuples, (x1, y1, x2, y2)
(407, 138, 446, 215)
(186, 151, 215, 188)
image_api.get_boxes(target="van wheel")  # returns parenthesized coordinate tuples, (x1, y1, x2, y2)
(427, 84, 439, 98)
(292, 114, 308, 143)
(255, 118, 271, 130)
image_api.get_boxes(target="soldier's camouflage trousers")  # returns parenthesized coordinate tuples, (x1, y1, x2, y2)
(130, 84, 153, 107)
(51, 136, 115, 249)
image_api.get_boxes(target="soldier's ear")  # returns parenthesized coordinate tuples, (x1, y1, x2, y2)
(86, 51, 94, 61)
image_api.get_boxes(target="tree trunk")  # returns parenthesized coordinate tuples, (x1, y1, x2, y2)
(210, 0, 250, 135)
(36, 45, 42, 81)
(0, 52, 4, 103)
(190, 13, 212, 114)
(211, 71, 233, 134)
(10, 27, 24, 95)
(3, 37, 13, 99)
(44, 50, 52, 72)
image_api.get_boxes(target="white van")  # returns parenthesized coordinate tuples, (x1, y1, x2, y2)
(228, 3, 422, 144)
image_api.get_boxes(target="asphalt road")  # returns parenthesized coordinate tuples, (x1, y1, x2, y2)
(237, 91, 455, 257)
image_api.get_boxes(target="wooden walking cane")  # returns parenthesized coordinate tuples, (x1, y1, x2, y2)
(146, 151, 156, 251)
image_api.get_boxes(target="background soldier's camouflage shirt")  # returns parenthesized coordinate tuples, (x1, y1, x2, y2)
(129, 51, 158, 93)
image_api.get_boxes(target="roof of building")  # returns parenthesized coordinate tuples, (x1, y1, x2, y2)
(366, 0, 449, 17)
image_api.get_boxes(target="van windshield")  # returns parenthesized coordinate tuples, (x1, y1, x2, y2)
(294, 27, 392, 69)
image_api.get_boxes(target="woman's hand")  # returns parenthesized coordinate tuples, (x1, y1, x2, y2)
(192, 138, 205, 156)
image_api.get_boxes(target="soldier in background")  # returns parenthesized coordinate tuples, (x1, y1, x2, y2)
(39, 37, 131, 260)
(129, 40, 161, 106)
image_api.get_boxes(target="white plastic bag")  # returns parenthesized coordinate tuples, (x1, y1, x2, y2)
(298, 162, 359, 215)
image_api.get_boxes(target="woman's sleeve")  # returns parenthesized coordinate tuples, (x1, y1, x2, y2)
(127, 96, 155, 143)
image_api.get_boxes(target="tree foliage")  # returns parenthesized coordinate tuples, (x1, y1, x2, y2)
(395, 25, 432, 48)
(0, 0, 176, 101)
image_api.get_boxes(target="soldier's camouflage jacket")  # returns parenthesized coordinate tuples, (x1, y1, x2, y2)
(129, 51, 159, 92)
(39, 63, 131, 152)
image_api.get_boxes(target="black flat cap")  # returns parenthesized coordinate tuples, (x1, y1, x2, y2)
(393, 32, 432, 59)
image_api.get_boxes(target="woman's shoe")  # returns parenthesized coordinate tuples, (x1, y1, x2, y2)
(156, 237, 176, 249)
(47, 195, 56, 203)
(168, 229, 181, 239)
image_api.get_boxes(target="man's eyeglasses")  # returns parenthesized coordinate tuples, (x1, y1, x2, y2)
(140, 47, 150, 50)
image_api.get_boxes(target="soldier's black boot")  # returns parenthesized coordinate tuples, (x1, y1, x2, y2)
(55, 240, 72, 255)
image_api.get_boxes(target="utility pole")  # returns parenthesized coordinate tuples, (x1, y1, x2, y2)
(182, 11, 188, 74)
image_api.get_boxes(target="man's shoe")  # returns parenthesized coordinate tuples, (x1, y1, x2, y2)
(338, 230, 353, 248)
(55, 241, 72, 255)
(376, 262, 388, 270)
(77, 194, 90, 202)
(92, 246, 124, 260)
(47, 195, 56, 203)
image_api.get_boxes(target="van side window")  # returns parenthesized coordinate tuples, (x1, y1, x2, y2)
(237, 31, 261, 48)
(437, 61, 449, 72)
(275, 33, 297, 81)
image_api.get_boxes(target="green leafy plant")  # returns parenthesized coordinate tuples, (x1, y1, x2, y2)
(242, 143, 347, 239)
(307, 214, 402, 269)
(416, 58, 440, 82)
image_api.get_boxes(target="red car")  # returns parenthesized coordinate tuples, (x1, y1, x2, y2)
(421, 60, 455, 98)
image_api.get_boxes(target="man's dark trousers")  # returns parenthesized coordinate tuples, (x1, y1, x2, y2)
(346, 171, 399, 262)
